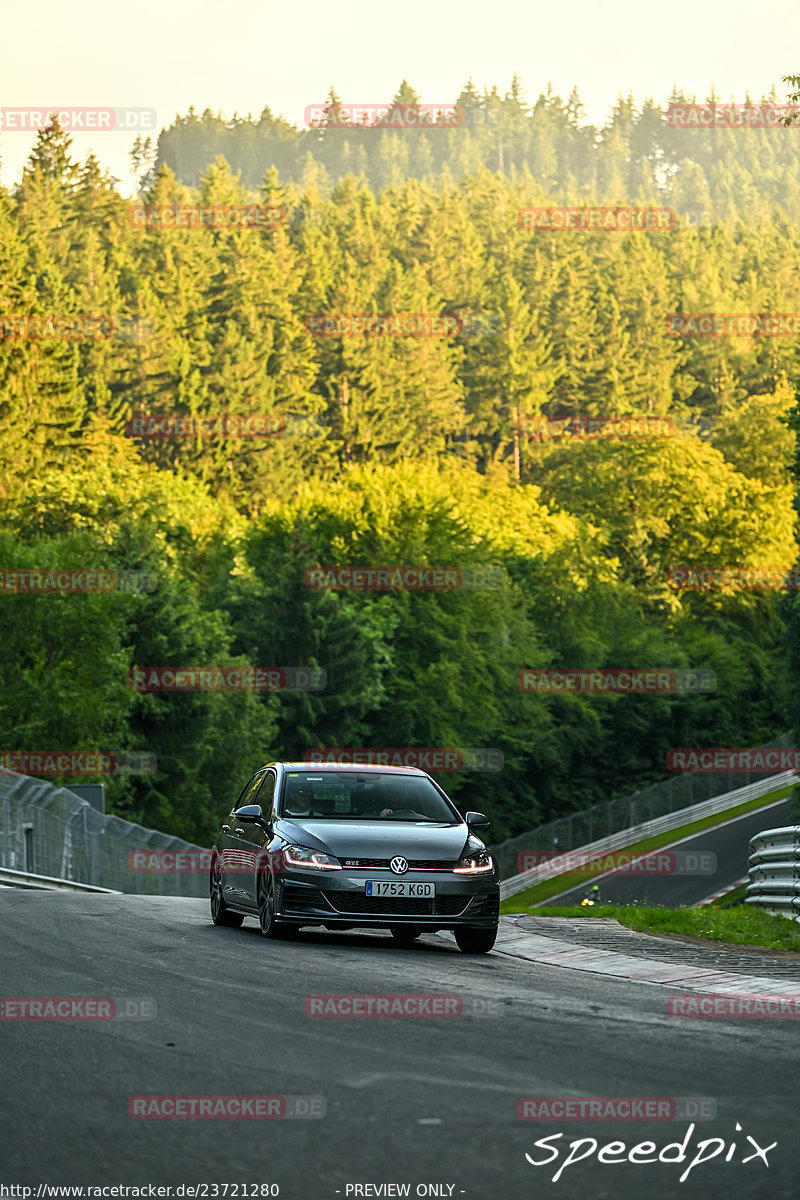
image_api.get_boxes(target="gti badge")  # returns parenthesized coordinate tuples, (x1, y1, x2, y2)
(390, 856, 409, 875)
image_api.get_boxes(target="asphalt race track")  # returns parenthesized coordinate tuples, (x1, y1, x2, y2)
(1, 892, 798, 1200)
(545, 797, 791, 907)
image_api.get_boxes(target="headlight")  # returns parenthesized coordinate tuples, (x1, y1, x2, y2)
(453, 849, 494, 874)
(283, 844, 341, 871)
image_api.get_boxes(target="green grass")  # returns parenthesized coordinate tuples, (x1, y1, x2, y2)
(519, 903, 800, 953)
(717, 882, 749, 907)
(499, 783, 795, 913)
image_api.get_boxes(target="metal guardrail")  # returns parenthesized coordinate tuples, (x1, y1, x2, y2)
(746, 825, 800, 921)
(0, 866, 120, 893)
(0, 770, 207, 896)
(500, 771, 796, 901)
(491, 733, 794, 880)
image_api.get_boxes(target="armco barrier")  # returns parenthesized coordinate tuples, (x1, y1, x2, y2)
(499, 771, 796, 901)
(746, 824, 800, 921)
(0, 769, 207, 897)
(492, 733, 794, 880)
(0, 866, 119, 892)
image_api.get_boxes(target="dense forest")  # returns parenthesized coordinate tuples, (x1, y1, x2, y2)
(1, 80, 798, 844)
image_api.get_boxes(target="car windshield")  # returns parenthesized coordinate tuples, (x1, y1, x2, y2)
(279, 772, 459, 822)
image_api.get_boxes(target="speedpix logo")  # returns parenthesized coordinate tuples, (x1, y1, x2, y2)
(525, 1121, 776, 1184)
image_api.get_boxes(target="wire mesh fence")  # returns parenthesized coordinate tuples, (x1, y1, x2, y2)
(0, 769, 209, 897)
(491, 733, 796, 879)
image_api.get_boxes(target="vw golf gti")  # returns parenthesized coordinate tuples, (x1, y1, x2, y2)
(210, 761, 499, 952)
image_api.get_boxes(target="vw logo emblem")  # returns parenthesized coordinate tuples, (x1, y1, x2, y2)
(390, 856, 409, 875)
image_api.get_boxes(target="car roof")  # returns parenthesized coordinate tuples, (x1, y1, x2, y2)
(267, 761, 427, 777)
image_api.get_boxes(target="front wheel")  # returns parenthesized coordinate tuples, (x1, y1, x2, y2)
(258, 877, 293, 939)
(210, 860, 244, 928)
(455, 926, 497, 954)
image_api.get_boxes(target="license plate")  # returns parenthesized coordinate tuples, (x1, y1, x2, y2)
(365, 880, 435, 897)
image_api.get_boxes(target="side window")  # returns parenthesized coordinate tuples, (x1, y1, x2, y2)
(233, 772, 265, 812)
(256, 772, 276, 817)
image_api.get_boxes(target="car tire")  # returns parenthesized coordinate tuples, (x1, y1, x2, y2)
(210, 859, 244, 928)
(390, 927, 423, 943)
(454, 926, 497, 954)
(258, 877, 292, 939)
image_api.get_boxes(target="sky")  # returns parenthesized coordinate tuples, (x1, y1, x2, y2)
(2, 0, 799, 192)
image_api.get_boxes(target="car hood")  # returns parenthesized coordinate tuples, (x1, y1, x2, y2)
(276, 820, 472, 861)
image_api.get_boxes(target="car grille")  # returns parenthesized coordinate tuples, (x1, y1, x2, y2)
(340, 858, 455, 870)
(326, 894, 467, 916)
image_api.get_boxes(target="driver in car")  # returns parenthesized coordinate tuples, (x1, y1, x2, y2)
(284, 785, 316, 818)
(379, 790, 404, 817)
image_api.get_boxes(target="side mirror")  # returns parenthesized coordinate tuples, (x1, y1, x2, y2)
(465, 811, 490, 832)
(235, 804, 265, 825)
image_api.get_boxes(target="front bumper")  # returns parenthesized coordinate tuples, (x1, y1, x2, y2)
(275, 868, 499, 929)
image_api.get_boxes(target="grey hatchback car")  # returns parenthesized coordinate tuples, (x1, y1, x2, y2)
(210, 761, 499, 953)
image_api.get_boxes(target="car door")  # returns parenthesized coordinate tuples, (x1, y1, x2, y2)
(241, 770, 277, 906)
(222, 771, 266, 906)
